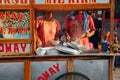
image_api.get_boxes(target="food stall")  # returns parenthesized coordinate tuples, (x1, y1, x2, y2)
(0, 0, 116, 80)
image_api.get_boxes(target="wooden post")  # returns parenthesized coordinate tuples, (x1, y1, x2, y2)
(30, 9, 35, 55)
(67, 58, 73, 80)
(24, 60, 31, 80)
(101, 10, 106, 41)
(110, 0, 115, 53)
(108, 56, 114, 80)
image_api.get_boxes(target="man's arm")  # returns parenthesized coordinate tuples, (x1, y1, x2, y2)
(54, 19, 61, 41)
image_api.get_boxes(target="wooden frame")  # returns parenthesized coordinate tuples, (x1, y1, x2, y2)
(0, 2, 34, 55)
(0, 54, 114, 80)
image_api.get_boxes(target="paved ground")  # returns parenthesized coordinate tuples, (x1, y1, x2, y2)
(114, 68, 120, 80)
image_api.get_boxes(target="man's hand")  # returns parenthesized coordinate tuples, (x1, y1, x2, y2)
(66, 34, 71, 42)
(64, 30, 71, 42)
(37, 39, 42, 48)
(80, 30, 95, 39)
(35, 36, 42, 48)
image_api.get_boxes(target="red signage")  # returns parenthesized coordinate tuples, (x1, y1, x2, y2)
(0, 27, 28, 35)
(37, 63, 60, 80)
(0, 0, 29, 5)
(0, 11, 24, 20)
(0, 44, 29, 52)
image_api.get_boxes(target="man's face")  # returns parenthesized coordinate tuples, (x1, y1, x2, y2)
(44, 11, 53, 20)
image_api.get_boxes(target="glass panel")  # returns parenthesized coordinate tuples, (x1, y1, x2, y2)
(35, 0, 110, 4)
(35, 10, 102, 55)
(31, 61, 67, 80)
(0, 10, 30, 39)
(96, 0, 109, 3)
(0, 62, 24, 80)
(73, 60, 108, 80)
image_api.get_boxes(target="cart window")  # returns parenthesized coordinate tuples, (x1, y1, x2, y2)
(0, 10, 30, 39)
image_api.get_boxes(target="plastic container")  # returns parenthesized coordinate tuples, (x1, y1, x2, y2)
(101, 40, 108, 53)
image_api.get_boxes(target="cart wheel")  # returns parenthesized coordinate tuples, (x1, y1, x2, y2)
(55, 72, 92, 80)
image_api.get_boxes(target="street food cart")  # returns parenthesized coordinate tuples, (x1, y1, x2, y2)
(0, 0, 116, 80)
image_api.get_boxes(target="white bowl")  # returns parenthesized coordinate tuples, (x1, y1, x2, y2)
(35, 47, 47, 55)
(51, 40, 60, 46)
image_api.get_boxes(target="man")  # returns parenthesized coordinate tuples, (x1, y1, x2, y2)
(36, 11, 61, 47)
(63, 11, 96, 50)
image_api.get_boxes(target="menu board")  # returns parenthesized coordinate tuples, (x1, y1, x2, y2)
(0, 10, 30, 39)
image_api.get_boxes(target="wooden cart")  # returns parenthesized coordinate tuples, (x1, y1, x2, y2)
(0, 0, 116, 80)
